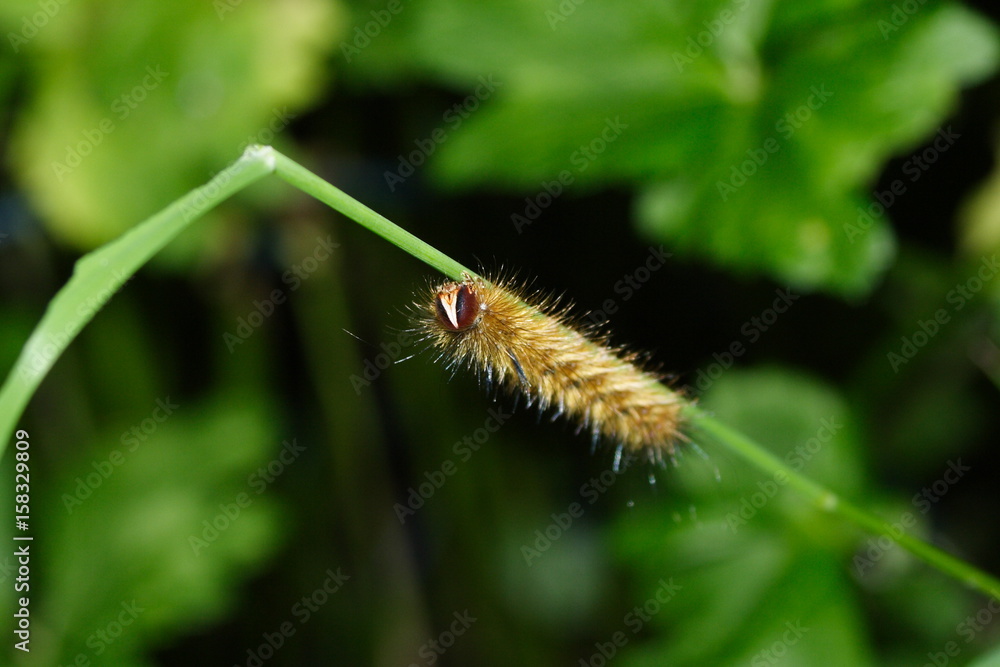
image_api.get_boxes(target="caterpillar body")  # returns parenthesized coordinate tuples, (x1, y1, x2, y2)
(415, 273, 687, 467)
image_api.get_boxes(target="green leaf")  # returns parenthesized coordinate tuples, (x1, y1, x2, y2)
(41, 390, 285, 664)
(6, 0, 341, 252)
(381, 0, 999, 295)
(969, 644, 1000, 667)
(698, 366, 867, 497)
(611, 509, 879, 666)
(610, 366, 967, 665)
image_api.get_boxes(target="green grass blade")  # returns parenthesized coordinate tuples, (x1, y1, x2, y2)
(689, 405, 1000, 600)
(271, 151, 475, 280)
(2, 145, 997, 604)
(0, 146, 275, 454)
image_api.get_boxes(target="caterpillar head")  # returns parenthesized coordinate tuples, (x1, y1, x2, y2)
(434, 279, 483, 331)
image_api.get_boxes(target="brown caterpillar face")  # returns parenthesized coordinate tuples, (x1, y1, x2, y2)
(435, 282, 480, 331)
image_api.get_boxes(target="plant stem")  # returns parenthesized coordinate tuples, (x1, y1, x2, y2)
(688, 405, 1000, 600)
(0, 146, 273, 451)
(271, 151, 475, 281)
(1, 145, 997, 602)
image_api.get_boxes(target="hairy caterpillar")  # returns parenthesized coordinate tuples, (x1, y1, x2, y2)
(414, 273, 687, 468)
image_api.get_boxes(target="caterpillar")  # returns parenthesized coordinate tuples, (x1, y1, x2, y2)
(413, 273, 687, 469)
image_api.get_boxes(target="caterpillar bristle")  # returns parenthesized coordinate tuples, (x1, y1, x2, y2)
(413, 273, 688, 462)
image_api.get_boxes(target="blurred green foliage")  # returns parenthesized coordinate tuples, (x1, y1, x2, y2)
(2, 0, 1000, 665)
(348, 0, 998, 295)
(2, 0, 341, 252)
